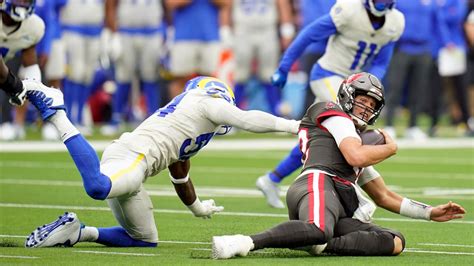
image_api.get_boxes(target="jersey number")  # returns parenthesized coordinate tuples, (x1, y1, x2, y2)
(350, 41, 378, 70)
(179, 132, 214, 160)
(156, 92, 186, 117)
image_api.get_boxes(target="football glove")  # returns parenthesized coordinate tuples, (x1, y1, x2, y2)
(271, 69, 288, 90)
(189, 199, 224, 219)
(8, 86, 27, 106)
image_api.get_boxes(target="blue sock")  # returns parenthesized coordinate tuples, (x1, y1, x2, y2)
(142, 81, 160, 115)
(111, 82, 131, 124)
(88, 68, 109, 95)
(97, 227, 157, 247)
(234, 82, 246, 108)
(64, 135, 111, 200)
(270, 144, 303, 183)
(263, 82, 281, 115)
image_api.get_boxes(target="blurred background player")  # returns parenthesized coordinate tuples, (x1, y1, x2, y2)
(256, 0, 405, 208)
(383, 0, 451, 140)
(35, 0, 68, 140)
(100, 0, 166, 136)
(428, 0, 473, 137)
(165, 0, 230, 98)
(60, 0, 104, 135)
(23, 76, 300, 248)
(226, 0, 295, 116)
(0, 0, 44, 141)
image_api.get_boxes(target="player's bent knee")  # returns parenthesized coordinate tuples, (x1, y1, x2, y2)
(85, 186, 109, 200)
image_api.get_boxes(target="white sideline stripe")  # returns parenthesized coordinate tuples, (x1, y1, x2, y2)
(404, 249, 474, 255)
(417, 243, 474, 248)
(74, 251, 158, 257)
(0, 255, 39, 259)
(1, 235, 472, 256)
(1, 138, 473, 152)
(2, 179, 473, 200)
(0, 202, 473, 224)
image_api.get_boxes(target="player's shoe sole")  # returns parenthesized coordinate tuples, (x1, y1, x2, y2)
(256, 175, 285, 209)
(24, 80, 66, 120)
(25, 212, 81, 248)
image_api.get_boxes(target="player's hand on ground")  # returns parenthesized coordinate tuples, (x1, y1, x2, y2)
(430, 201, 465, 222)
(193, 199, 224, 219)
(271, 69, 288, 89)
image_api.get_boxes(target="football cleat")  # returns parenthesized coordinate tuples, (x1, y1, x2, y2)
(24, 80, 66, 120)
(25, 212, 81, 248)
(256, 174, 285, 209)
(212, 235, 253, 259)
(307, 243, 327, 256)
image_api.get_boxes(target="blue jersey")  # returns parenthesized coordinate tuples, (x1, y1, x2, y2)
(300, 0, 335, 54)
(432, 0, 467, 57)
(173, 0, 219, 41)
(35, 0, 54, 56)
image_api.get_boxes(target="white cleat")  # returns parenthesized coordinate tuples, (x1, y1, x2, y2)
(256, 174, 285, 209)
(24, 80, 65, 121)
(25, 212, 81, 248)
(212, 235, 253, 259)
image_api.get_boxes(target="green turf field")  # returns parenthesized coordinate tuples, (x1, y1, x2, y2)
(0, 146, 473, 265)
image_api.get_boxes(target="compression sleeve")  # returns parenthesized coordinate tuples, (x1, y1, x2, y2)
(278, 14, 337, 73)
(203, 98, 300, 134)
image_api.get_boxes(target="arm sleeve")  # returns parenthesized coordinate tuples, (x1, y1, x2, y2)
(368, 41, 396, 79)
(321, 115, 361, 146)
(278, 14, 337, 72)
(203, 98, 300, 134)
(357, 166, 381, 186)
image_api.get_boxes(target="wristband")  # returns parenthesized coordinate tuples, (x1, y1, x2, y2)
(169, 173, 189, 184)
(279, 23, 295, 39)
(400, 198, 432, 220)
(186, 197, 205, 215)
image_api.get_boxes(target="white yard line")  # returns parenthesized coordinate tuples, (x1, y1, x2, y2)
(0, 255, 39, 259)
(1, 138, 473, 153)
(404, 249, 474, 255)
(417, 243, 474, 248)
(73, 250, 157, 256)
(0, 202, 473, 224)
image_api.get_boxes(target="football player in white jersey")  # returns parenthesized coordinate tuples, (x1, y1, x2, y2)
(255, 0, 405, 209)
(0, 0, 44, 140)
(60, 0, 104, 134)
(23, 76, 300, 248)
(226, 0, 295, 116)
(100, 0, 166, 136)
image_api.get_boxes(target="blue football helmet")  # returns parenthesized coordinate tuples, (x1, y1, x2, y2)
(364, 0, 395, 17)
(1, 0, 36, 22)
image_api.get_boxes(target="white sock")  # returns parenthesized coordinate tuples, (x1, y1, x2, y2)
(48, 110, 80, 142)
(79, 226, 99, 242)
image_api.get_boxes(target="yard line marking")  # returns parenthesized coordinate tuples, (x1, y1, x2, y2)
(1, 203, 473, 224)
(0, 255, 38, 259)
(1, 138, 472, 152)
(405, 249, 474, 255)
(160, 240, 209, 245)
(0, 235, 25, 238)
(417, 243, 474, 248)
(73, 251, 157, 256)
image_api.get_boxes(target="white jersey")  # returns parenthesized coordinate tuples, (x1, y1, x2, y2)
(318, 0, 405, 77)
(117, 0, 163, 28)
(232, 0, 278, 29)
(116, 89, 299, 176)
(0, 14, 44, 61)
(60, 0, 104, 26)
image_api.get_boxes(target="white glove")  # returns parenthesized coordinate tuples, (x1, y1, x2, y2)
(352, 184, 376, 223)
(187, 198, 224, 219)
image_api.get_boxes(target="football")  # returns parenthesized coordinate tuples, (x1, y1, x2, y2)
(360, 129, 386, 145)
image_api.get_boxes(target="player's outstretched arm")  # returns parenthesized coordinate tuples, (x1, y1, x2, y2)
(205, 98, 300, 134)
(363, 177, 466, 222)
(168, 160, 223, 219)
